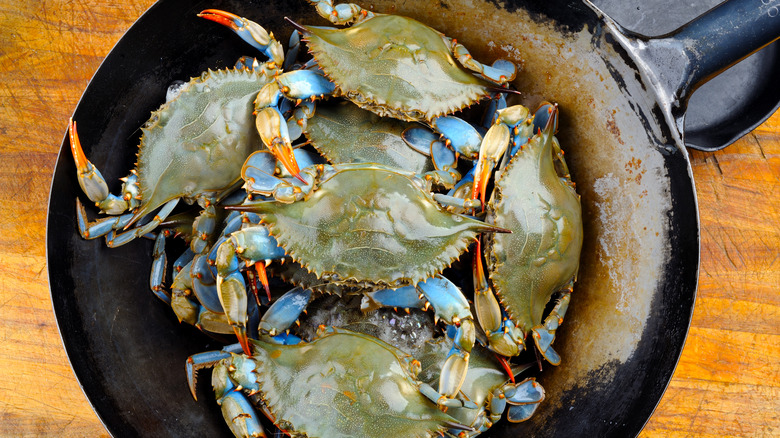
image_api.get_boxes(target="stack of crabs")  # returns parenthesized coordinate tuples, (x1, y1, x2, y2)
(69, 1, 583, 437)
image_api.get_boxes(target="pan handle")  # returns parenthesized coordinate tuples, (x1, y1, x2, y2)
(590, 0, 780, 149)
(664, 0, 780, 98)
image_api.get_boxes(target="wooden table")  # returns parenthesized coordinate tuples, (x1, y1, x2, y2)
(0, 0, 777, 436)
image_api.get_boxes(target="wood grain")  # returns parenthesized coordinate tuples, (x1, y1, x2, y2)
(0, 0, 777, 436)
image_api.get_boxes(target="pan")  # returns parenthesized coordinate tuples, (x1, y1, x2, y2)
(46, 0, 780, 436)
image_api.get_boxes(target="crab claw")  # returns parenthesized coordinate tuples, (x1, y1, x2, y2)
(255, 107, 306, 184)
(253, 261, 272, 303)
(69, 119, 110, 205)
(471, 105, 533, 207)
(473, 237, 525, 359)
(198, 9, 284, 66)
(471, 121, 509, 207)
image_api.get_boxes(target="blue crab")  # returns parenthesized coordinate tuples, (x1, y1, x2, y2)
(187, 324, 475, 438)
(209, 158, 511, 403)
(69, 64, 278, 247)
(70, 9, 317, 253)
(202, 2, 519, 185)
(469, 104, 583, 364)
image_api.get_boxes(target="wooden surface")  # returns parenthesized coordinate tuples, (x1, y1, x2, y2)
(0, 0, 777, 436)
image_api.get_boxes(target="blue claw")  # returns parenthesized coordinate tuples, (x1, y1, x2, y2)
(416, 275, 472, 324)
(191, 255, 223, 313)
(507, 403, 540, 423)
(361, 285, 425, 311)
(430, 139, 457, 171)
(218, 391, 267, 437)
(199, 9, 283, 66)
(480, 59, 518, 84)
(277, 69, 336, 100)
(431, 116, 482, 158)
(401, 127, 437, 156)
(258, 287, 312, 335)
(242, 151, 285, 194)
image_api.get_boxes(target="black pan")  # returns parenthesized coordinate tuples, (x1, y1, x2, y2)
(46, 0, 780, 436)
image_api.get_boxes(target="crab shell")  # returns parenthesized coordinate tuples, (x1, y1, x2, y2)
(485, 127, 583, 334)
(133, 68, 271, 220)
(252, 163, 502, 289)
(302, 14, 492, 122)
(304, 101, 434, 174)
(234, 328, 456, 438)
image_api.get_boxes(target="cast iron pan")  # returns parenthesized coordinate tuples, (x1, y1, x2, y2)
(46, 0, 780, 436)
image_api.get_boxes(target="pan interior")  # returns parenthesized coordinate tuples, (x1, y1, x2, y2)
(48, 1, 698, 437)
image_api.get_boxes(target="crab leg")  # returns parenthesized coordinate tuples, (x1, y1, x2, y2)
(360, 285, 426, 312)
(69, 119, 140, 215)
(307, 0, 375, 25)
(430, 116, 484, 159)
(170, 259, 238, 336)
(400, 129, 465, 189)
(481, 93, 507, 133)
(530, 286, 572, 366)
(428, 138, 461, 189)
(215, 225, 287, 354)
(75, 198, 134, 240)
(187, 347, 268, 438)
(240, 150, 317, 203)
(430, 166, 479, 214)
(105, 198, 179, 247)
(471, 105, 532, 207)
(198, 10, 284, 67)
(446, 39, 518, 85)
(199, 9, 311, 183)
(472, 237, 525, 358)
(403, 116, 483, 162)
(502, 102, 557, 162)
(486, 378, 546, 423)
(149, 232, 171, 305)
(252, 71, 334, 183)
(256, 287, 312, 335)
(283, 31, 301, 71)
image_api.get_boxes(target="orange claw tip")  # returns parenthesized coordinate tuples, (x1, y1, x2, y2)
(270, 143, 307, 184)
(254, 261, 272, 302)
(234, 326, 252, 356)
(197, 9, 240, 30)
(68, 118, 90, 170)
(472, 158, 493, 210)
(292, 172, 307, 184)
(495, 354, 516, 383)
